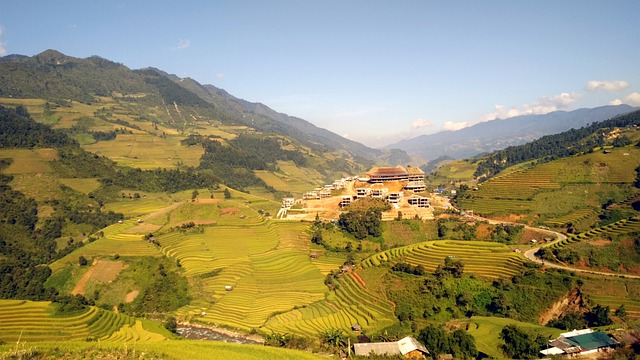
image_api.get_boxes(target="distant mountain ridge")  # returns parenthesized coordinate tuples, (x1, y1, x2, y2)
(0, 50, 410, 165)
(386, 105, 638, 161)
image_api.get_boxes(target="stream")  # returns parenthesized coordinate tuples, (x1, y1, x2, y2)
(176, 326, 263, 345)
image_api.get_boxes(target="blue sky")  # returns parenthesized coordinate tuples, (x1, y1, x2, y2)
(1, 1, 639, 147)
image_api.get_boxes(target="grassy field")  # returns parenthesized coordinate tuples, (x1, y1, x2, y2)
(462, 316, 562, 359)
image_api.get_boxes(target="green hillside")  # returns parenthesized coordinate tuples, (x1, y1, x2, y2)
(456, 136, 640, 225)
(2, 50, 640, 359)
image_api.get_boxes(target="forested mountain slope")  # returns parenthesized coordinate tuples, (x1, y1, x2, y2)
(0, 50, 409, 165)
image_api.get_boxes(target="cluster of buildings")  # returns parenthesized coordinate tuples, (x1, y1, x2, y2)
(281, 165, 431, 211)
(302, 176, 356, 201)
(541, 329, 618, 357)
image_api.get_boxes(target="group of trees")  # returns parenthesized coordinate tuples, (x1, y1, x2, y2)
(547, 304, 613, 330)
(499, 325, 547, 359)
(338, 209, 383, 240)
(0, 105, 76, 148)
(418, 324, 478, 359)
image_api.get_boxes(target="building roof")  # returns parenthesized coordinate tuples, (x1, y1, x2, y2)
(353, 336, 429, 357)
(564, 331, 617, 351)
(367, 166, 408, 177)
(405, 165, 425, 175)
(560, 329, 593, 337)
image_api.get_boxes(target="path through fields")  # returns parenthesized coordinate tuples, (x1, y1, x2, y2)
(468, 212, 640, 280)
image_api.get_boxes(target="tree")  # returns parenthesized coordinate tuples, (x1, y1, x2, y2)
(191, 189, 199, 201)
(435, 257, 464, 278)
(418, 324, 450, 357)
(78, 255, 88, 266)
(499, 325, 544, 359)
(311, 230, 323, 245)
(223, 188, 231, 199)
(320, 328, 347, 349)
(164, 316, 178, 333)
(417, 324, 477, 359)
(615, 305, 628, 321)
(450, 329, 478, 359)
(587, 304, 612, 327)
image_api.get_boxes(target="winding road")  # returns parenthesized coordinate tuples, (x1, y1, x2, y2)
(435, 193, 640, 280)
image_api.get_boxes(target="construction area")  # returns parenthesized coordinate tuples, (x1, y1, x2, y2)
(277, 165, 438, 221)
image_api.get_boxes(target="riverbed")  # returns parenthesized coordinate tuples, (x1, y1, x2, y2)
(177, 326, 263, 345)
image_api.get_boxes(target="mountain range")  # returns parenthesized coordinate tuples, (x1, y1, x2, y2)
(385, 105, 638, 161)
(1, 50, 637, 166)
(0, 49, 409, 166)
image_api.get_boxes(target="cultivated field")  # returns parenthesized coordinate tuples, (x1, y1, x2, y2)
(458, 146, 640, 219)
(0, 299, 166, 343)
(361, 240, 526, 279)
(0, 339, 325, 360)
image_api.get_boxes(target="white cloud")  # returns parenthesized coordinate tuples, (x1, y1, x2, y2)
(483, 92, 582, 121)
(624, 92, 640, 105)
(216, 72, 225, 79)
(586, 80, 629, 92)
(411, 118, 432, 129)
(609, 99, 623, 106)
(172, 39, 190, 51)
(442, 121, 471, 131)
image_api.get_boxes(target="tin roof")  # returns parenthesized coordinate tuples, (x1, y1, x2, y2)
(353, 336, 429, 356)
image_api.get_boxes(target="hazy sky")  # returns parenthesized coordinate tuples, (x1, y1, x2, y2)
(1, 1, 639, 147)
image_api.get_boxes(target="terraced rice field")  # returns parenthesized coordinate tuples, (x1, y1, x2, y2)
(459, 147, 640, 217)
(581, 278, 640, 321)
(85, 133, 204, 169)
(0, 300, 164, 343)
(0, 339, 325, 360)
(158, 222, 330, 331)
(264, 270, 396, 336)
(361, 240, 526, 279)
(548, 217, 640, 250)
(546, 208, 598, 227)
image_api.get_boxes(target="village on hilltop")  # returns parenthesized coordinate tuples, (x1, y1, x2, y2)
(278, 165, 441, 221)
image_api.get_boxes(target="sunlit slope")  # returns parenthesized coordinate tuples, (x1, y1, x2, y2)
(362, 240, 526, 279)
(0, 299, 166, 343)
(457, 146, 640, 218)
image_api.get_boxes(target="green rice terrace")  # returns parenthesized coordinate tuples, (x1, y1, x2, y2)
(0, 299, 166, 343)
(361, 240, 526, 279)
(457, 145, 640, 220)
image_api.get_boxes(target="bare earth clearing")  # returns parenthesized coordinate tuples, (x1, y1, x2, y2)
(124, 290, 140, 303)
(71, 259, 125, 295)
